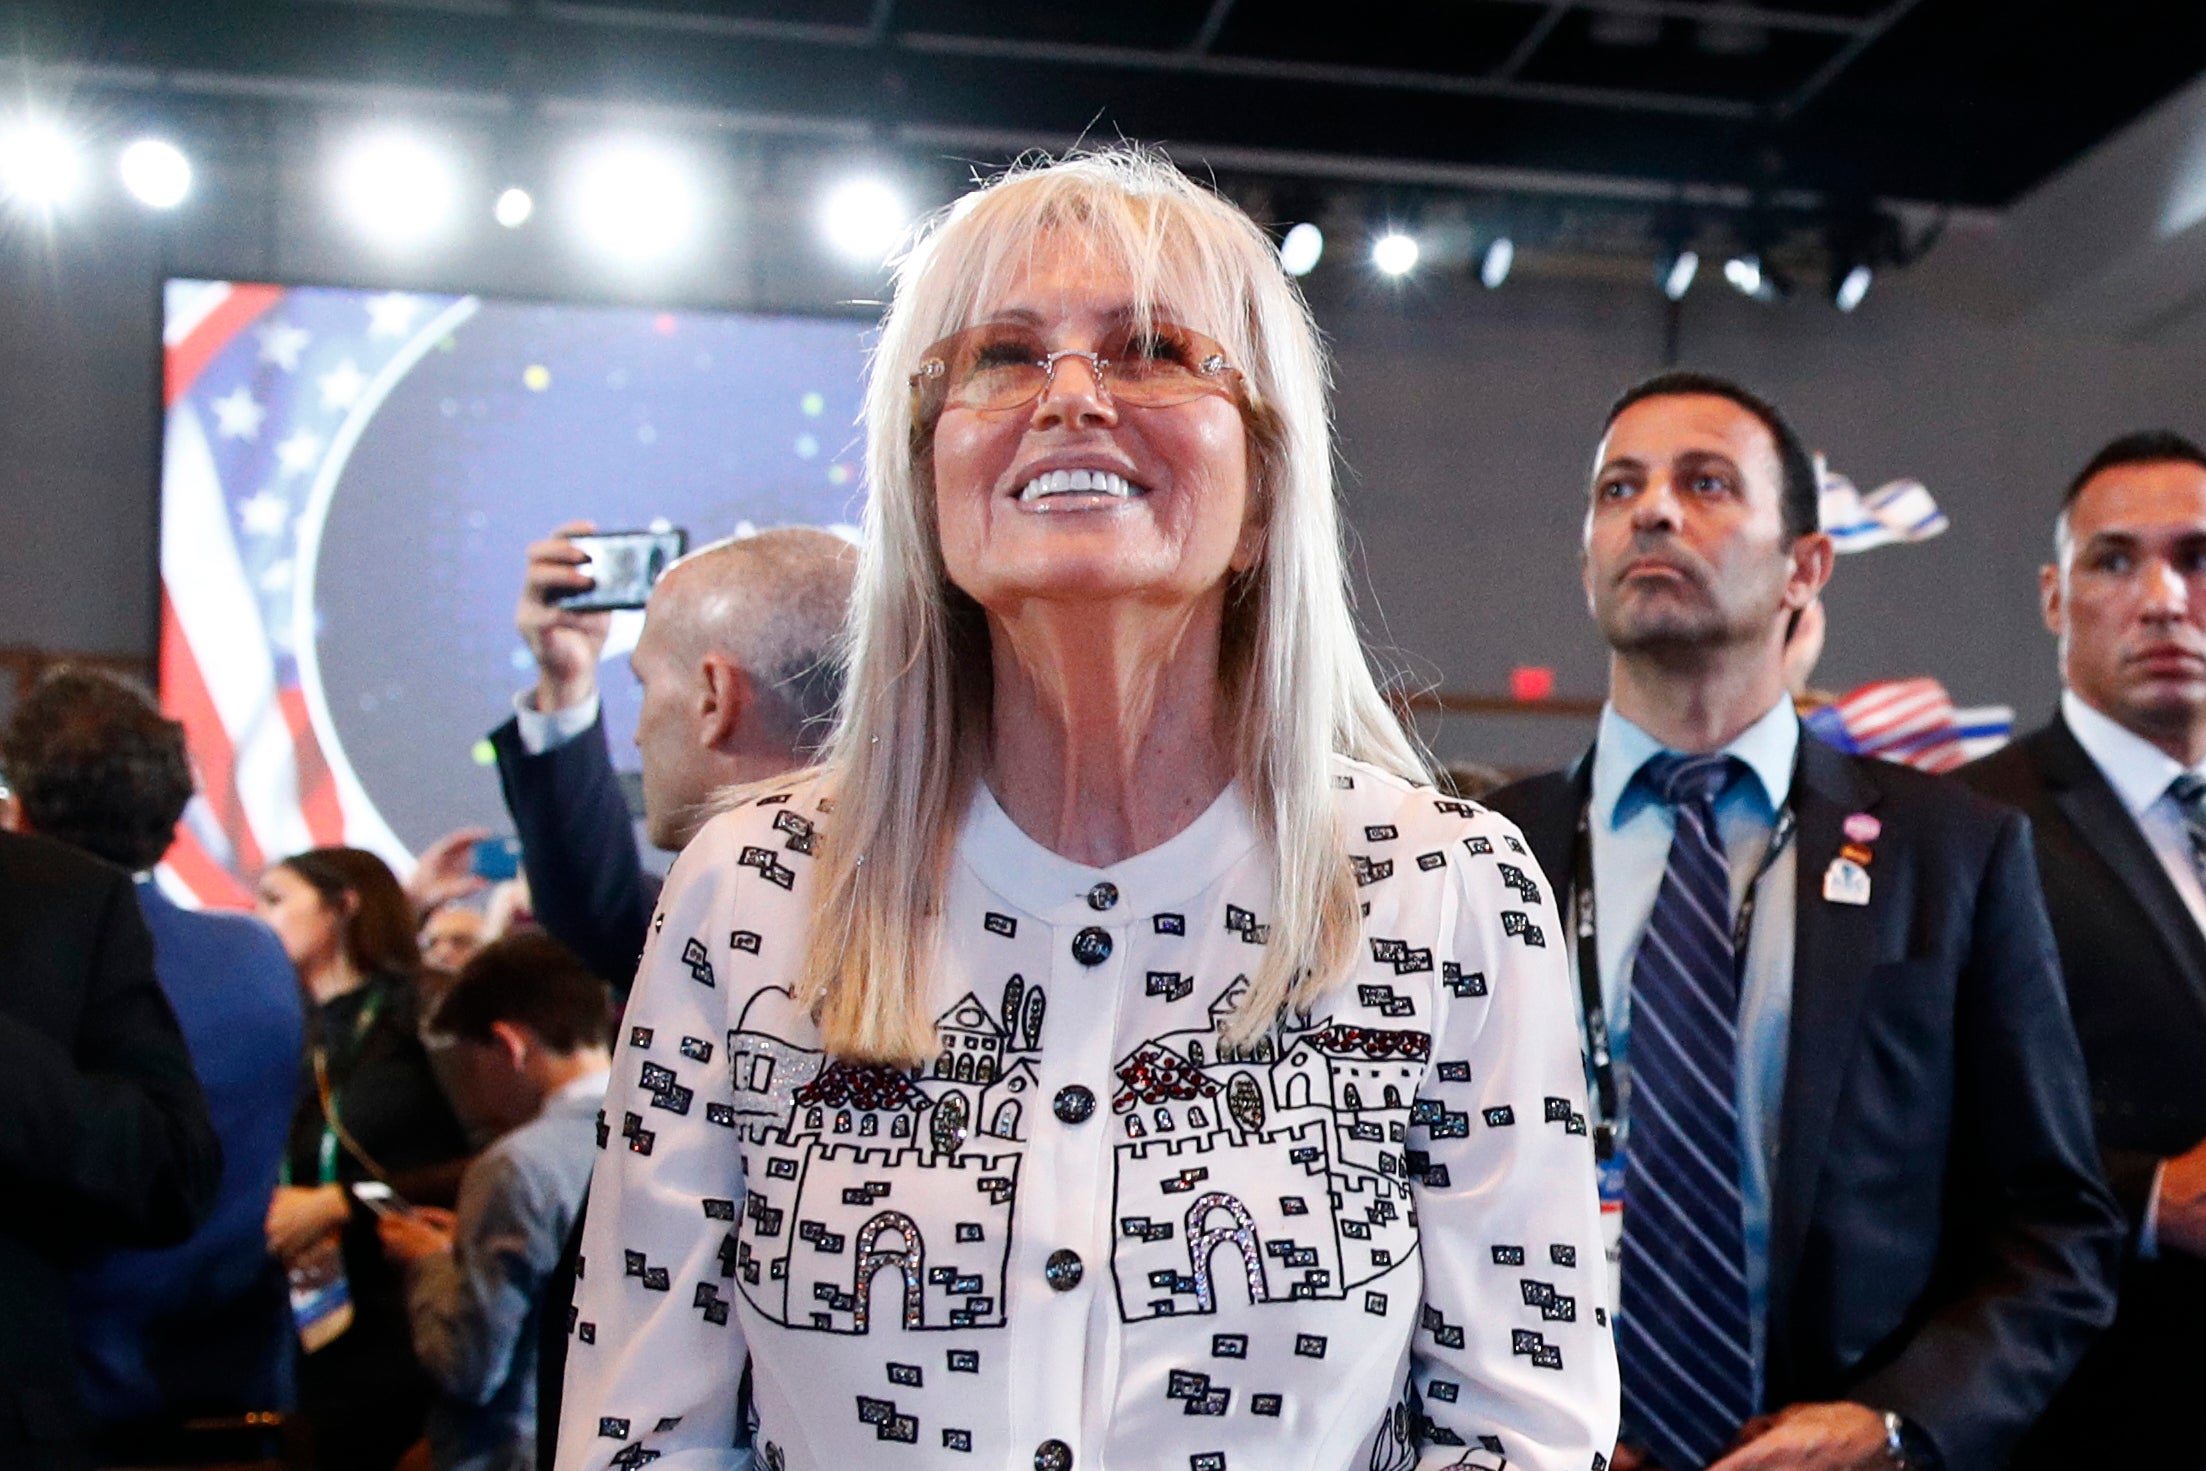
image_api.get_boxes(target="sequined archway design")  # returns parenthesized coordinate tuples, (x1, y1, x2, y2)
(1184, 1191, 1270, 1313)
(852, 1210, 925, 1331)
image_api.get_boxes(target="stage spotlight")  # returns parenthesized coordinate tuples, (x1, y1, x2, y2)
(1659, 248, 1699, 301)
(494, 186, 534, 229)
(820, 176, 908, 265)
(1372, 230, 1419, 277)
(336, 130, 459, 249)
(1723, 253, 1763, 297)
(572, 138, 698, 263)
(119, 137, 192, 209)
(0, 119, 86, 210)
(1479, 236, 1514, 289)
(1834, 261, 1873, 313)
(1279, 221, 1324, 277)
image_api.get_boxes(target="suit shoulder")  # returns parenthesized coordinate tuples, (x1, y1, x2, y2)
(1846, 748, 2026, 837)
(1952, 729, 2051, 805)
(0, 828, 132, 904)
(1484, 768, 1575, 823)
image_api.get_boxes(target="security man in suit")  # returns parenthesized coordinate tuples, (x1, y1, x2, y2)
(1487, 371, 2120, 1471)
(1957, 430, 2206, 1467)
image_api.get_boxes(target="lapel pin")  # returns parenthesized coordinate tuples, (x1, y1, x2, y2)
(1823, 855, 1872, 906)
(1843, 812, 1881, 844)
(1840, 841, 1874, 866)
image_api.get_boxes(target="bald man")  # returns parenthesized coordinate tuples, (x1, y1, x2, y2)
(488, 523, 855, 992)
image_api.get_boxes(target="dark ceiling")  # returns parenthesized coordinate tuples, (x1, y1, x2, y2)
(19, 0, 2206, 210)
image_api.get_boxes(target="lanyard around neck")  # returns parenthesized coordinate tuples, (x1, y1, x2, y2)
(1570, 786, 1796, 1162)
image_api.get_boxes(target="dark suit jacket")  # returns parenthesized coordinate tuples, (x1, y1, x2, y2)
(1489, 732, 2122, 1471)
(0, 831, 222, 1469)
(489, 712, 657, 997)
(1958, 715, 2206, 1466)
(72, 884, 305, 1427)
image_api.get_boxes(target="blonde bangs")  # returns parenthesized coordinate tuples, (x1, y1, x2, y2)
(803, 146, 1427, 1068)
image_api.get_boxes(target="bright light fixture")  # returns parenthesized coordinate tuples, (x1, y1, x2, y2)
(1371, 231, 1419, 277)
(494, 186, 534, 229)
(1661, 249, 1699, 301)
(1480, 236, 1514, 289)
(119, 137, 192, 209)
(571, 138, 699, 263)
(1723, 253, 1763, 296)
(1278, 222, 1324, 277)
(819, 176, 908, 265)
(336, 130, 460, 249)
(0, 119, 86, 209)
(1835, 262, 1873, 312)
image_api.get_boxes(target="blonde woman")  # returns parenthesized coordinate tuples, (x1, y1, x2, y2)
(557, 149, 1617, 1471)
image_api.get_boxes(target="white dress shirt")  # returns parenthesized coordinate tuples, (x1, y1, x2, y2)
(2060, 690, 2206, 1255)
(557, 759, 1619, 1470)
(1584, 697, 1799, 1393)
(513, 690, 601, 756)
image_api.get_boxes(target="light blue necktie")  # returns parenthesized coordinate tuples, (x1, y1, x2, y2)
(1616, 752, 1757, 1470)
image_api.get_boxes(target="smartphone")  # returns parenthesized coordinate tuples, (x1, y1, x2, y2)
(350, 1180, 412, 1219)
(553, 528, 688, 612)
(469, 835, 522, 882)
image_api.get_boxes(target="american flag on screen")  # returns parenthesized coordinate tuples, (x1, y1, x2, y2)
(1804, 676, 2013, 774)
(158, 279, 473, 908)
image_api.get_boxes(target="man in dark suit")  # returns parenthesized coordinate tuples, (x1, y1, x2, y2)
(1957, 430, 2206, 1467)
(1, 668, 305, 1457)
(489, 522, 854, 993)
(0, 824, 223, 1470)
(1488, 371, 2120, 1471)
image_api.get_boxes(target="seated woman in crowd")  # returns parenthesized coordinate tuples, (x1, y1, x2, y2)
(259, 847, 473, 1471)
(557, 148, 1617, 1471)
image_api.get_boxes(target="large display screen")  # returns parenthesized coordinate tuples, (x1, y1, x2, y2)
(158, 279, 869, 906)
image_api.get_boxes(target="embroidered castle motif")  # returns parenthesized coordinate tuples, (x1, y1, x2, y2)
(720, 983, 1042, 1335)
(1107, 978, 1432, 1323)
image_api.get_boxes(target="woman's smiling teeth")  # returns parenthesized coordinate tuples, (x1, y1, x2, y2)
(1016, 468, 1143, 504)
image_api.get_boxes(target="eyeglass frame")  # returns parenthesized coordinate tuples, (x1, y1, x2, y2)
(906, 319, 1252, 425)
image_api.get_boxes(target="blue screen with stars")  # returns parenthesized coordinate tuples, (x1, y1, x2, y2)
(159, 279, 869, 895)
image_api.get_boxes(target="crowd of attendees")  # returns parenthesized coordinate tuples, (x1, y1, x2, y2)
(0, 524, 852, 1471)
(4, 150, 2205, 1471)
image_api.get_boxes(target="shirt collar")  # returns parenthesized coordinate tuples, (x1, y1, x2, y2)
(2062, 689, 2203, 817)
(551, 1067, 612, 1105)
(1591, 695, 1800, 830)
(961, 777, 1260, 924)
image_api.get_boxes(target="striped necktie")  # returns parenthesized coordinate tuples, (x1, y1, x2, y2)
(2168, 773, 2206, 882)
(1616, 752, 1757, 1470)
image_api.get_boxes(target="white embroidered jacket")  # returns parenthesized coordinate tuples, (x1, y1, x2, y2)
(556, 758, 1619, 1471)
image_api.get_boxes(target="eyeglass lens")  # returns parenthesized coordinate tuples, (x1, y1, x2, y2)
(924, 324, 1233, 413)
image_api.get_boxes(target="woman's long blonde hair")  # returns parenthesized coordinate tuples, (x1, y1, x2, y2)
(796, 147, 1426, 1065)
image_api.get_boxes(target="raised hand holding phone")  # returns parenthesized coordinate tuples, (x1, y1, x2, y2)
(518, 519, 613, 714)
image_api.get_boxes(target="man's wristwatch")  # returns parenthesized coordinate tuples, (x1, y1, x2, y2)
(1880, 1411, 1942, 1470)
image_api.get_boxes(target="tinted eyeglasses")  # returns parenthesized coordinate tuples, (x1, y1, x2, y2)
(909, 320, 1245, 422)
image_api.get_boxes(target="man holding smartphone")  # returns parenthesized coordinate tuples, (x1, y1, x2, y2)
(378, 934, 612, 1471)
(488, 520, 855, 995)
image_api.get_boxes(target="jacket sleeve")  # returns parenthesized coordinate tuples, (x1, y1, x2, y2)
(1848, 811, 2125, 1467)
(556, 820, 749, 1471)
(408, 1148, 569, 1407)
(0, 869, 221, 1250)
(491, 713, 657, 999)
(1410, 809, 1620, 1470)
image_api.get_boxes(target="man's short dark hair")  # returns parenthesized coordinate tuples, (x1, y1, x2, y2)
(2062, 430, 2206, 510)
(1605, 370, 1821, 542)
(0, 667, 193, 871)
(432, 931, 614, 1055)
